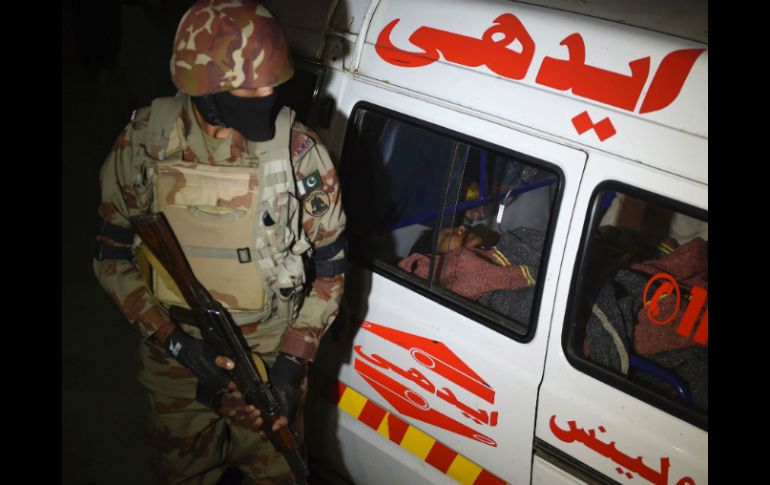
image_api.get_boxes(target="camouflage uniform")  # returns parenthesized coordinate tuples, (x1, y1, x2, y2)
(94, 93, 345, 483)
(93, 7, 346, 476)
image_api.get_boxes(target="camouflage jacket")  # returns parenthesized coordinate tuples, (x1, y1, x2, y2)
(93, 95, 346, 362)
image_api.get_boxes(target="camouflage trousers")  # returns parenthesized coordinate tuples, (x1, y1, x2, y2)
(137, 318, 305, 485)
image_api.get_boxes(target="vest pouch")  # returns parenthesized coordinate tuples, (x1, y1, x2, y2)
(274, 288, 291, 322)
(153, 162, 267, 313)
(271, 192, 308, 323)
(272, 282, 303, 324)
(260, 192, 293, 253)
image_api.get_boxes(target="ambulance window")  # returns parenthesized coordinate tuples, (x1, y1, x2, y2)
(565, 186, 708, 427)
(341, 104, 559, 338)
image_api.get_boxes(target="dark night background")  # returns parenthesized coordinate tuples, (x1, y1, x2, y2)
(63, 1, 194, 483)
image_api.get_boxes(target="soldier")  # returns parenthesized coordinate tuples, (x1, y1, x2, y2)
(92, 1, 346, 483)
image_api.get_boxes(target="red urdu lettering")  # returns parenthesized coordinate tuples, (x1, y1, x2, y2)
(375, 14, 535, 80)
(376, 19, 438, 67)
(639, 49, 705, 114)
(361, 321, 496, 403)
(354, 356, 498, 446)
(376, 16, 703, 118)
(535, 33, 650, 111)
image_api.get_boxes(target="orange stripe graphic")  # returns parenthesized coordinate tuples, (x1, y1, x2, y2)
(322, 378, 508, 485)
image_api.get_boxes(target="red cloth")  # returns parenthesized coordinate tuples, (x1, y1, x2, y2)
(633, 297, 702, 355)
(398, 247, 530, 300)
(630, 237, 708, 289)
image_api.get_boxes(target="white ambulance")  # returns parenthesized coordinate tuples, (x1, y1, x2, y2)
(267, 0, 708, 483)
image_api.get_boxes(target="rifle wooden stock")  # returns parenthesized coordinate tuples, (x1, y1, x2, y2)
(130, 212, 308, 484)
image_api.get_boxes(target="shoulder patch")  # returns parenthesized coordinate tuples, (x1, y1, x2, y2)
(304, 189, 330, 217)
(291, 121, 323, 162)
(290, 130, 314, 161)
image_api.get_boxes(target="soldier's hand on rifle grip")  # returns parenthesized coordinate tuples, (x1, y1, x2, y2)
(269, 353, 306, 428)
(163, 327, 234, 393)
(213, 356, 292, 437)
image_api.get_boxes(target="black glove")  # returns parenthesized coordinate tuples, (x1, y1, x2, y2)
(269, 353, 306, 420)
(164, 327, 232, 393)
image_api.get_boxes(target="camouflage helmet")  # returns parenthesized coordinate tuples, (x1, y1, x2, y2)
(170, 0, 294, 96)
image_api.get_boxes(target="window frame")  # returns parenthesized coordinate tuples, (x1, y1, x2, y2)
(562, 180, 709, 430)
(340, 101, 565, 343)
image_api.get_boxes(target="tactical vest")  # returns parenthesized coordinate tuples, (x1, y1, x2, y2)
(137, 96, 311, 324)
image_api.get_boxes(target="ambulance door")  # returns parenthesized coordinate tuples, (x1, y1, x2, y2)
(534, 152, 708, 484)
(306, 78, 586, 485)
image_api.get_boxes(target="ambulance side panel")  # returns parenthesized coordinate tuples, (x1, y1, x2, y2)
(306, 73, 586, 484)
(534, 154, 707, 484)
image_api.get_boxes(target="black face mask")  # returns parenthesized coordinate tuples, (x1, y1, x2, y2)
(192, 89, 280, 142)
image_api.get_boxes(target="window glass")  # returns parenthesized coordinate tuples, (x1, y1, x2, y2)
(341, 105, 558, 335)
(568, 189, 708, 419)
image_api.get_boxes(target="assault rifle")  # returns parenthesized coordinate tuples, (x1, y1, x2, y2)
(130, 212, 308, 485)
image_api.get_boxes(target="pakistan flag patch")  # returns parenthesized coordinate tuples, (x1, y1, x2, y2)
(297, 170, 322, 197)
